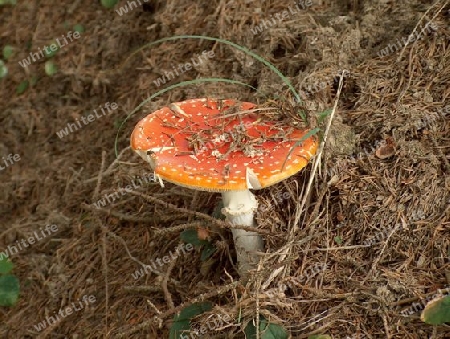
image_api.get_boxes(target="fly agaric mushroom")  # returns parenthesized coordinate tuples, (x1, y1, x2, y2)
(130, 98, 318, 279)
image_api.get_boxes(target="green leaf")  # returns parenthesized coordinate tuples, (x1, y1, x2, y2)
(200, 243, 216, 261)
(0, 275, 20, 306)
(169, 319, 190, 338)
(261, 322, 288, 339)
(3, 45, 14, 60)
(0, 60, 7, 79)
(73, 24, 85, 33)
(421, 295, 450, 325)
(101, 0, 119, 9)
(180, 229, 208, 247)
(44, 60, 58, 76)
(177, 302, 213, 321)
(0, 0, 17, 5)
(16, 80, 29, 94)
(180, 229, 201, 246)
(44, 41, 59, 58)
(317, 109, 332, 124)
(30, 75, 38, 86)
(169, 302, 213, 339)
(181, 229, 215, 260)
(212, 201, 226, 220)
(0, 257, 13, 274)
(244, 316, 289, 339)
(334, 236, 343, 245)
(308, 335, 332, 339)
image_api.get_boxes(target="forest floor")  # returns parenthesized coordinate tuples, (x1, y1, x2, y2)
(0, 0, 449, 338)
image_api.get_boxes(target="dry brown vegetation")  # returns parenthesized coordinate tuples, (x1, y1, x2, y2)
(0, 0, 449, 338)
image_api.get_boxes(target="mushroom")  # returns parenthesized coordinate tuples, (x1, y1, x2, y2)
(130, 98, 318, 279)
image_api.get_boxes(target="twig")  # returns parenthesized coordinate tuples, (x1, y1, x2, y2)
(429, 133, 450, 173)
(303, 244, 371, 251)
(395, 2, 448, 104)
(107, 230, 183, 287)
(396, 1, 448, 62)
(188, 190, 200, 223)
(101, 225, 110, 335)
(389, 296, 421, 307)
(106, 230, 162, 275)
(260, 234, 317, 290)
(123, 285, 162, 293)
(67, 0, 82, 14)
(362, 222, 401, 284)
(382, 311, 392, 339)
(83, 147, 131, 184)
(162, 249, 178, 309)
(298, 308, 333, 332)
(146, 299, 163, 316)
(261, 71, 346, 289)
(68, 254, 100, 300)
(127, 191, 273, 235)
(93, 150, 107, 200)
(293, 70, 346, 234)
(255, 261, 263, 339)
(153, 222, 204, 235)
(81, 203, 165, 223)
(306, 179, 329, 226)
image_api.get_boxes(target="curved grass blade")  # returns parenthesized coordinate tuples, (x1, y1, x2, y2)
(110, 35, 303, 108)
(114, 78, 257, 157)
(281, 127, 320, 170)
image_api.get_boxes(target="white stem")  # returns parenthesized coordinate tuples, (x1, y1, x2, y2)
(221, 190, 264, 279)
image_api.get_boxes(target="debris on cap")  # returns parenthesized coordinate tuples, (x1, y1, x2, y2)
(131, 98, 318, 191)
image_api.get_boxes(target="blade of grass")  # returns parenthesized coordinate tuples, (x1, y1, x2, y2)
(281, 128, 320, 170)
(107, 35, 304, 117)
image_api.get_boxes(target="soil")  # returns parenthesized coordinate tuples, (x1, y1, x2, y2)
(0, 0, 449, 338)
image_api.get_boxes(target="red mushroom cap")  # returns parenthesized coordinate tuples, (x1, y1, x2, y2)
(131, 98, 318, 191)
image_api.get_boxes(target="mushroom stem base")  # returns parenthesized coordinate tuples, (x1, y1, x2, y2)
(231, 228, 264, 279)
(221, 190, 264, 279)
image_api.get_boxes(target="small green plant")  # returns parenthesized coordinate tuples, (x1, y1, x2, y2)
(169, 302, 213, 338)
(180, 229, 216, 262)
(44, 40, 59, 58)
(308, 335, 332, 339)
(73, 24, 85, 34)
(0, 257, 20, 306)
(3, 45, 14, 60)
(244, 315, 289, 339)
(0, 60, 7, 79)
(334, 235, 343, 245)
(8, 24, 84, 94)
(16, 80, 29, 94)
(45, 60, 58, 76)
(101, 0, 119, 9)
(0, 0, 17, 5)
(15, 76, 38, 95)
(421, 295, 450, 325)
